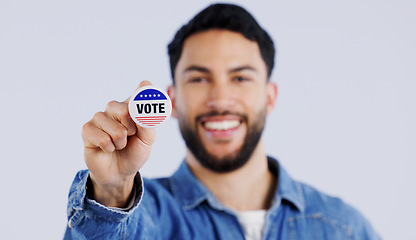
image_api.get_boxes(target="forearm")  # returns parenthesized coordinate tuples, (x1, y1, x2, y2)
(65, 170, 146, 239)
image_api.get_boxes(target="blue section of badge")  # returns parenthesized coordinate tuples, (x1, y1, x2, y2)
(134, 89, 167, 101)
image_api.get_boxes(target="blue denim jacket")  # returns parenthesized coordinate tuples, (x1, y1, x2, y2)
(64, 157, 380, 239)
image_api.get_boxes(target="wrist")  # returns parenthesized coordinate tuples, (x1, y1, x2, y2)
(88, 173, 135, 208)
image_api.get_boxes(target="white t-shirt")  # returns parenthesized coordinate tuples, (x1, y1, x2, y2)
(235, 210, 267, 240)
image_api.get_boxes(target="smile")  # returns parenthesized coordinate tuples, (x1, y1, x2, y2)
(203, 120, 241, 131)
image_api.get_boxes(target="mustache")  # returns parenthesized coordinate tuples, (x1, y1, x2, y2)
(195, 110, 248, 123)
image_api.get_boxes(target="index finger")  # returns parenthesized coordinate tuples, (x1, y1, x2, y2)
(124, 80, 153, 103)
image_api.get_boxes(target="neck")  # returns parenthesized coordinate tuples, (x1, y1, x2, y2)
(185, 139, 277, 211)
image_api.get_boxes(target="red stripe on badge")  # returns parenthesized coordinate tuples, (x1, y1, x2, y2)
(136, 116, 166, 126)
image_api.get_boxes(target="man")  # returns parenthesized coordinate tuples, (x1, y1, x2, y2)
(65, 3, 380, 239)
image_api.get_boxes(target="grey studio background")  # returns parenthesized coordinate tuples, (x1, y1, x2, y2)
(0, 0, 415, 239)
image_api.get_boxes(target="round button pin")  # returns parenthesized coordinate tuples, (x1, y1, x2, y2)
(128, 86, 172, 128)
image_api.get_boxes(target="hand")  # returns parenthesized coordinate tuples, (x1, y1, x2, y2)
(82, 81, 156, 207)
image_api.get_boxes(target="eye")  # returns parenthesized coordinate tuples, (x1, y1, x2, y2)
(189, 77, 207, 83)
(233, 76, 249, 82)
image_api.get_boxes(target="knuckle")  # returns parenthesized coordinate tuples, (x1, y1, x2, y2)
(81, 122, 94, 138)
(82, 121, 92, 132)
(106, 100, 120, 112)
(93, 111, 106, 120)
(120, 106, 130, 118)
(126, 124, 137, 136)
(99, 135, 113, 149)
(106, 101, 130, 120)
(112, 127, 128, 142)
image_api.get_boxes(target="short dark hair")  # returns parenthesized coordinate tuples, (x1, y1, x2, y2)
(167, 3, 275, 82)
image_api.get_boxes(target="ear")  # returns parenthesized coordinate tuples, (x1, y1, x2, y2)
(266, 82, 278, 114)
(167, 85, 177, 118)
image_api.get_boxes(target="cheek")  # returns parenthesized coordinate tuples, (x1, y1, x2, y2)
(184, 89, 208, 108)
(242, 91, 267, 112)
(174, 93, 202, 120)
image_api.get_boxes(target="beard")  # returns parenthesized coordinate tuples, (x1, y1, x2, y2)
(177, 107, 266, 173)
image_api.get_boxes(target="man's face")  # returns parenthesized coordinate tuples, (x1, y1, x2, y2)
(169, 29, 277, 173)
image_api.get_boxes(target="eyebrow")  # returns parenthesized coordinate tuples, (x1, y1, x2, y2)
(183, 65, 211, 74)
(182, 65, 258, 75)
(229, 66, 257, 74)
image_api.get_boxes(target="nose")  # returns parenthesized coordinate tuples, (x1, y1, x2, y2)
(206, 81, 235, 111)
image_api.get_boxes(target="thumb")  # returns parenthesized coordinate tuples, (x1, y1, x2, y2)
(124, 80, 153, 103)
(126, 80, 156, 146)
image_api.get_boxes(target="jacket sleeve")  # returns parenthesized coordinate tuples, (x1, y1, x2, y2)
(63, 169, 154, 240)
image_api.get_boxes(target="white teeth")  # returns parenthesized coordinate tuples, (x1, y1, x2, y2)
(204, 120, 240, 130)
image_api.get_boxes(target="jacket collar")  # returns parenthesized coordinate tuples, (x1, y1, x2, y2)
(269, 157, 305, 213)
(170, 157, 305, 213)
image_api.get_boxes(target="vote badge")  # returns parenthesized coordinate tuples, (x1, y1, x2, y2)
(128, 86, 172, 128)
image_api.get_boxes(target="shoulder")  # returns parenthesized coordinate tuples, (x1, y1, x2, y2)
(299, 182, 358, 219)
(294, 181, 380, 239)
